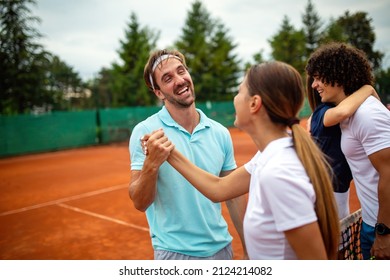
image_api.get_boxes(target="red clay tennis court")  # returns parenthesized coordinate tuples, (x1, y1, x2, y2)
(0, 125, 360, 260)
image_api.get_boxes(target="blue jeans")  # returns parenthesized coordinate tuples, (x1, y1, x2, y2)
(361, 221, 375, 260)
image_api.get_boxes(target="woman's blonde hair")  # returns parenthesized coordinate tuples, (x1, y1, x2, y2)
(246, 61, 340, 259)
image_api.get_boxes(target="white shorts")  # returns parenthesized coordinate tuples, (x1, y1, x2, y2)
(334, 190, 350, 220)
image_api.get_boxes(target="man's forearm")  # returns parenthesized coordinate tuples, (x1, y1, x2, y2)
(129, 164, 159, 212)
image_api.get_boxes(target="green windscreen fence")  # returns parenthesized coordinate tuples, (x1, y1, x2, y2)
(299, 98, 312, 119)
(98, 101, 236, 144)
(197, 101, 236, 128)
(99, 106, 160, 144)
(0, 100, 312, 157)
(0, 110, 97, 157)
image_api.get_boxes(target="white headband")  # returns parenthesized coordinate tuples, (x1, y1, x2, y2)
(149, 54, 181, 90)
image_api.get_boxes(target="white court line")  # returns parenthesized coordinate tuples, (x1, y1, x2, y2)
(0, 184, 127, 216)
(57, 203, 149, 232)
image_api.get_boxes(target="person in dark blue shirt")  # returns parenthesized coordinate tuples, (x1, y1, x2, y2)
(307, 77, 377, 219)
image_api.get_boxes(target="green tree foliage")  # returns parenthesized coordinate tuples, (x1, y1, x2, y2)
(336, 11, 384, 70)
(106, 12, 159, 107)
(175, 0, 241, 101)
(315, 9, 388, 102)
(317, 11, 383, 71)
(301, 0, 322, 59)
(206, 21, 242, 100)
(244, 49, 265, 72)
(251, 50, 265, 64)
(89, 68, 114, 109)
(175, 0, 214, 101)
(0, 0, 48, 114)
(269, 16, 306, 73)
(375, 67, 390, 105)
(0, 0, 86, 115)
(318, 17, 349, 45)
(45, 54, 87, 111)
(4, 0, 387, 112)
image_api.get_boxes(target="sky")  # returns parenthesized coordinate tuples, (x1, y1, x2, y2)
(32, 0, 390, 81)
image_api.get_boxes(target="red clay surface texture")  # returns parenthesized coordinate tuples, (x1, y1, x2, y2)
(0, 125, 360, 260)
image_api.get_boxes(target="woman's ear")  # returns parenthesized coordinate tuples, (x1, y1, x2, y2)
(250, 95, 262, 113)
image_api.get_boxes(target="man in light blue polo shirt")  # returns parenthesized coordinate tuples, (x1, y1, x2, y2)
(129, 49, 247, 260)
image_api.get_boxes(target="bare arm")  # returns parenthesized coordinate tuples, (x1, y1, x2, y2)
(323, 85, 378, 127)
(140, 129, 250, 202)
(306, 114, 312, 134)
(128, 131, 174, 212)
(225, 195, 248, 259)
(128, 169, 157, 212)
(222, 169, 248, 259)
(285, 222, 328, 259)
(167, 147, 250, 202)
(370, 147, 390, 259)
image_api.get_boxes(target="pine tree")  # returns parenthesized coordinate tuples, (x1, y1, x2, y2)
(302, 0, 323, 59)
(109, 12, 159, 107)
(337, 11, 384, 70)
(208, 22, 241, 100)
(269, 16, 306, 73)
(0, 0, 48, 114)
(175, 0, 241, 101)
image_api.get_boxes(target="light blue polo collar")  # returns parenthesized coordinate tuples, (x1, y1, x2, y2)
(157, 106, 211, 134)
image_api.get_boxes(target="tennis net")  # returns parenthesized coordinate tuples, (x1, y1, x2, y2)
(338, 208, 362, 260)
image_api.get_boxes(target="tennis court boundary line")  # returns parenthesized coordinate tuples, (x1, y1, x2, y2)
(57, 203, 149, 232)
(0, 184, 128, 216)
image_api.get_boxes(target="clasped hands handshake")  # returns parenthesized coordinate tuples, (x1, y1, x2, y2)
(140, 129, 175, 162)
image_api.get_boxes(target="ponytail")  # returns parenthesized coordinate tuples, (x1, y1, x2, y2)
(291, 123, 340, 259)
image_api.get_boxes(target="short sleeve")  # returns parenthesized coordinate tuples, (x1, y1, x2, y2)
(129, 123, 149, 171)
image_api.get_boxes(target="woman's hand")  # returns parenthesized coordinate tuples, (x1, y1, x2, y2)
(140, 129, 174, 158)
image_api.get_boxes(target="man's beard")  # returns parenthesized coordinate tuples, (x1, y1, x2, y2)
(161, 85, 195, 108)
